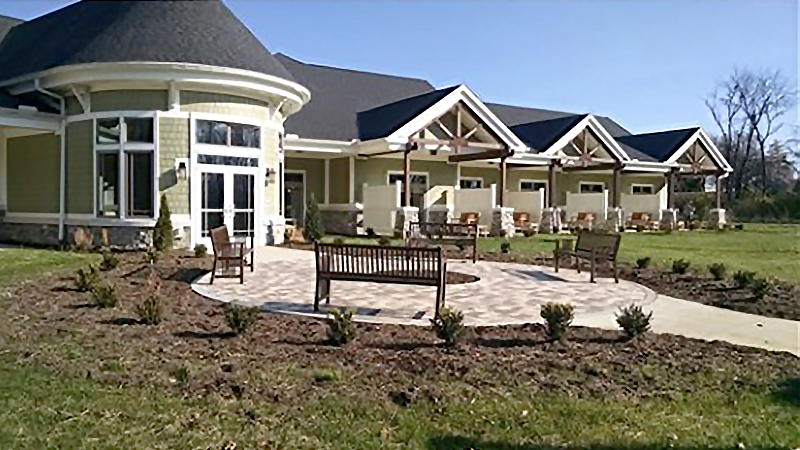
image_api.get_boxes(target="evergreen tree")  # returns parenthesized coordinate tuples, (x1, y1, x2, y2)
(304, 193, 325, 243)
(153, 194, 173, 252)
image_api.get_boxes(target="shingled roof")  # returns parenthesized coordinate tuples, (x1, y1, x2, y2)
(356, 86, 458, 141)
(277, 54, 435, 141)
(0, 0, 294, 83)
(616, 128, 699, 162)
(0, 14, 22, 45)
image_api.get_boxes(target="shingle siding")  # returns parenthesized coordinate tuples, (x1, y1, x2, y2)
(65, 120, 93, 214)
(181, 91, 271, 121)
(158, 117, 190, 215)
(7, 133, 60, 213)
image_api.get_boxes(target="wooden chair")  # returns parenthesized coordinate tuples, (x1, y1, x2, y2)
(210, 226, 254, 284)
(457, 212, 481, 225)
(513, 212, 538, 234)
(570, 212, 596, 231)
(554, 231, 621, 283)
(626, 212, 658, 231)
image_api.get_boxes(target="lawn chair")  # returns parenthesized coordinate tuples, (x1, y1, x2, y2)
(626, 212, 658, 231)
(570, 212, 596, 231)
(457, 212, 481, 225)
(210, 226, 254, 284)
(513, 212, 538, 235)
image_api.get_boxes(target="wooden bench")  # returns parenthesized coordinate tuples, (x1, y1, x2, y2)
(406, 221, 479, 263)
(314, 243, 447, 317)
(210, 226, 255, 284)
(553, 231, 621, 283)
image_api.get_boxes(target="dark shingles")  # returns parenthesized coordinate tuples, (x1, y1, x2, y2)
(508, 114, 586, 151)
(0, 1, 293, 82)
(0, 89, 17, 109)
(0, 14, 23, 45)
(356, 86, 458, 141)
(277, 54, 435, 141)
(615, 128, 699, 162)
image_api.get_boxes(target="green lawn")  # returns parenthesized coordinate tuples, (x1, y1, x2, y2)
(330, 224, 800, 284)
(0, 357, 797, 449)
(0, 248, 100, 287)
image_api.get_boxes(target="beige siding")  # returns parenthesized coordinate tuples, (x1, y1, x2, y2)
(181, 91, 271, 121)
(328, 157, 350, 204)
(507, 168, 548, 192)
(285, 157, 325, 205)
(354, 158, 458, 203)
(459, 165, 501, 188)
(158, 117, 190, 215)
(7, 134, 60, 213)
(263, 129, 281, 216)
(66, 121, 94, 214)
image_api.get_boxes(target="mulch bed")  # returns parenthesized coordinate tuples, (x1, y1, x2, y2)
(0, 251, 798, 406)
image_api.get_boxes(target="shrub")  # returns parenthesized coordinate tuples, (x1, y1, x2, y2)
(100, 249, 119, 271)
(377, 235, 391, 246)
(522, 228, 537, 238)
(635, 257, 651, 270)
(616, 304, 653, 338)
(333, 237, 345, 245)
(430, 307, 466, 347)
(153, 194, 174, 252)
(146, 247, 161, 265)
(313, 369, 338, 382)
(708, 263, 727, 281)
(365, 228, 377, 238)
(752, 278, 770, 301)
(75, 265, 100, 292)
(194, 244, 208, 258)
(173, 366, 190, 389)
(91, 283, 117, 308)
(304, 193, 325, 243)
(671, 259, 690, 275)
(136, 295, 164, 325)
(223, 303, 260, 335)
(328, 307, 356, 346)
(540, 302, 574, 341)
(733, 270, 756, 289)
(500, 241, 511, 254)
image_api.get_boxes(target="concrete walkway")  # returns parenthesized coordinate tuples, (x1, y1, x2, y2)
(194, 246, 799, 356)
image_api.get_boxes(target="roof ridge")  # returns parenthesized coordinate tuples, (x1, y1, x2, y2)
(275, 53, 434, 85)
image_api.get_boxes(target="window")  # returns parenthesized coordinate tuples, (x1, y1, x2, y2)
(196, 119, 260, 148)
(95, 116, 156, 218)
(632, 184, 654, 195)
(520, 181, 547, 192)
(197, 154, 259, 167)
(459, 177, 483, 189)
(126, 152, 154, 217)
(97, 152, 119, 217)
(580, 182, 604, 194)
(388, 172, 428, 208)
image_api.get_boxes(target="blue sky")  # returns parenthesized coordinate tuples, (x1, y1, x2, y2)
(3, 0, 798, 139)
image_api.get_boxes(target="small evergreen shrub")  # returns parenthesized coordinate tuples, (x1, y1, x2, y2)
(333, 237, 345, 245)
(500, 241, 511, 253)
(430, 307, 466, 347)
(194, 244, 208, 258)
(100, 249, 119, 271)
(136, 295, 164, 325)
(708, 263, 727, 281)
(146, 247, 161, 265)
(153, 194, 174, 252)
(328, 307, 356, 346)
(733, 270, 756, 289)
(635, 257, 651, 270)
(540, 302, 574, 341)
(616, 304, 653, 338)
(304, 193, 325, 243)
(671, 259, 690, 275)
(223, 303, 260, 335)
(75, 265, 100, 292)
(91, 284, 117, 308)
(377, 235, 392, 246)
(752, 278, 770, 301)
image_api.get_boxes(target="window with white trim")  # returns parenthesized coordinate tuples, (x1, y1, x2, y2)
(196, 119, 260, 148)
(95, 116, 155, 218)
(459, 177, 483, 189)
(579, 182, 604, 194)
(631, 184, 655, 195)
(520, 180, 547, 192)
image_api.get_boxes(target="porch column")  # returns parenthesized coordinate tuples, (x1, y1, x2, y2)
(541, 161, 561, 233)
(348, 156, 355, 204)
(403, 144, 411, 207)
(499, 156, 507, 207)
(324, 159, 330, 204)
(607, 164, 624, 231)
(661, 171, 678, 230)
(710, 172, 727, 229)
(547, 162, 556, 208)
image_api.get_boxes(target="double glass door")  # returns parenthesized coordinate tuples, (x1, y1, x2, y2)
(199, 166, 257, 246)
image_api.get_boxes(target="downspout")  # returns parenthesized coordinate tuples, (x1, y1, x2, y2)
(35, 79, 67, 243)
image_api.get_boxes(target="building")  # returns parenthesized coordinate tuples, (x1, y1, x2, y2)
(0, 0, 732, 248)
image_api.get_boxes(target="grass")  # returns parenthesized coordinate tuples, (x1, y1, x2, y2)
(333, 224, 800, 284)
(0, 357, 797, 449)
(0, 248, 100, 287)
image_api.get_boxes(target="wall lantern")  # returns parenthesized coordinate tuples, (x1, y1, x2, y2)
(175, 158, 189, 181)
(265, 167, 277, 186)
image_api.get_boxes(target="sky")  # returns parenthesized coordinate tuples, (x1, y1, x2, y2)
(2, 0, 798, 140)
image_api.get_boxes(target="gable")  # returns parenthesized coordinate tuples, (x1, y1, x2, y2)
(357, 86, 457, 141)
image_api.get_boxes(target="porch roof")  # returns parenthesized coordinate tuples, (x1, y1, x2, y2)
(356, 86, 457, 141)
(616, 128, 698, 162)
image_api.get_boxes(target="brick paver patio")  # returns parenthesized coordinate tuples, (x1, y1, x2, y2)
(192, 250, 656, 326)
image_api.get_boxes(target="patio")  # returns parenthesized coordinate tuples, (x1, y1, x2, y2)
(192, 247, 655, 326)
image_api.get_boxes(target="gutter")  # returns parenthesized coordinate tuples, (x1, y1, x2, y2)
(34, 79, 67, 243)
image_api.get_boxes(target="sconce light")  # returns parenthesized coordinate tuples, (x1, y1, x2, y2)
(265, 167, 277, 186)
(175, 158, 189, 181)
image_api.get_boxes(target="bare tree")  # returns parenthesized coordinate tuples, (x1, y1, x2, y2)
(705, 68, 797, 197)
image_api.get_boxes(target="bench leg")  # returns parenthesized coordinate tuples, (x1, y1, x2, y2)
(554, 251, 559, 273)
(210, 257, 217, 285)
(614, 260, 619, 283)
(576, 258, 581, 274)
(590, 258, 596, 283)
(239, 257, 244, 284)
(250, 251, 255, 272)
(314, 276, 325, 311)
